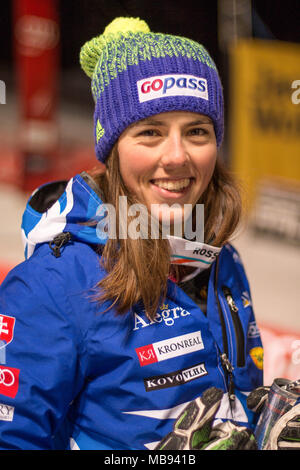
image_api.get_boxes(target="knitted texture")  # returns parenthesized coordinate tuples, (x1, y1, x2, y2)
(80, 17, 224, 162)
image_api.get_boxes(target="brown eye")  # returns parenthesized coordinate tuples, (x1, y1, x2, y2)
(142, 129, 156, 136)
(188, 128, 207, 136)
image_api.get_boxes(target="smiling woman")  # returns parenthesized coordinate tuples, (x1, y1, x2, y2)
(0, 17, 264, 451)
(118, 112, 217, 216)
(89, 110, 240, 318)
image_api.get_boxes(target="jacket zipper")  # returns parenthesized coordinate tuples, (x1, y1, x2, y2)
(220, 353, 235, 403)
(222, 286, 246, 368)
(213, 257, 236, 405)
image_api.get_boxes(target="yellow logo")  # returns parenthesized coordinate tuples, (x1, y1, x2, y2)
(250, 347, 264, 370)
(96, 119, 105, 143)
(242, 291, 251, 308)
(159, 302, 169, 310)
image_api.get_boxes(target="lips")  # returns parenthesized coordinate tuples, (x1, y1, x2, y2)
(150, 177, 193, 193)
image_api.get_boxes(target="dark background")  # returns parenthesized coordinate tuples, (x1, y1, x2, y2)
(1, 0, 300, 108)
(1, 0, 300, 64)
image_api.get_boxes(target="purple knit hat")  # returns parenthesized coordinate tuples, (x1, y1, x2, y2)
(80, 17, 224, 163)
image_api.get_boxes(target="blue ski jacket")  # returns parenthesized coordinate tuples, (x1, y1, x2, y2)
(0, 172, 263, 450)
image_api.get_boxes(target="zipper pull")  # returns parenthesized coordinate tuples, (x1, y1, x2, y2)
(221, 353, 236, 403)
(223, 287, 238, 313)
(49, 232, 72, 258)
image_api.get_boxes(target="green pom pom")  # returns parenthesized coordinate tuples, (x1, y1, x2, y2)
(80, 36, 102, 78)
(103, 17, 150, 36)
(80, 17, 150, 78)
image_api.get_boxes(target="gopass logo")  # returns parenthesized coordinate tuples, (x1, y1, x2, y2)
(137, 74, 208, 103)
(135, 331, 204, 367)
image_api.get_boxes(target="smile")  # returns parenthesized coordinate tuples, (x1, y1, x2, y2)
(150, 178, 193, 192)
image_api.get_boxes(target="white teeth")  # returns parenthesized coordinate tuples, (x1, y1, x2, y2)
(153, 178, 191, 191)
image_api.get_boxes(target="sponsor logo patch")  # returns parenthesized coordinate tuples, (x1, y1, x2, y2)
(0, 366, 20, 398)
(144, 362, 208, 391)
(242, 291, 252, 308)
(0, 315, 16, 348)
(250, 347, 264, 370)
(135, 331, 204, 367)
(137, 74, 208, 103)
(0, 403, 14, 421)
(133, 304, 191, 331)
(96, 119, 105, 143)
(248, 321, 260, 338)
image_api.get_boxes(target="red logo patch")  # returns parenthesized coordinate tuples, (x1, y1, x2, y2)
(0, 366, 20, 398)
(135, 344, 158, 367)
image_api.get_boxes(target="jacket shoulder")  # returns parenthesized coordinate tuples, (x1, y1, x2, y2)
(18, 239, 102, 288)
(222, 243, 247, 271)
(0, 240, 104, 335)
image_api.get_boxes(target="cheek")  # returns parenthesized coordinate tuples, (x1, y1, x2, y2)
(192, 148, 217, 200)
(118, 143, 153, 190)
(206, 153, 217, 179)
(118, 144, 137, 190)
(195, 147, 217, 180)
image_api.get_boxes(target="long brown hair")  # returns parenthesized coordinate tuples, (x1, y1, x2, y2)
(87, 145, 242, 320)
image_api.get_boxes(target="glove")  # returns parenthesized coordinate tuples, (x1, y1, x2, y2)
(155, 387, 257, 450)
(276, 407, 300, 450)
(247, 378, 300, 450)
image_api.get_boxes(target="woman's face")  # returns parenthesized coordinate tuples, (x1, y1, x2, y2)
(117, 111, 217, 226)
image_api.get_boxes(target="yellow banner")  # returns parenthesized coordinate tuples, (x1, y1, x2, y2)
(229, 39, 300, 208)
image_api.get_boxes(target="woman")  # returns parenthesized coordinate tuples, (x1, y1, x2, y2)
(0, 17, 263, 450)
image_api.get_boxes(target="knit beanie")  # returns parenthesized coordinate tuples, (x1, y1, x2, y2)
(80, 17, 224, 163)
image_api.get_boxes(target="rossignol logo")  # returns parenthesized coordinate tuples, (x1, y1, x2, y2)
(137, 74, 208, 103)
(135, 331, 204, 367)
(192, 246, 219, 260)
(144, 362, 207, 391)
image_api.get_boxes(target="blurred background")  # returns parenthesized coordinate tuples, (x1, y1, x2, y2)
(0, 0, 299, 384)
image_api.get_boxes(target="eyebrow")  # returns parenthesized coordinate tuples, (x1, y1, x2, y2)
(129, 117, 213, 128)
(187, 119, 213, 126)
(128, 118, 165, 128)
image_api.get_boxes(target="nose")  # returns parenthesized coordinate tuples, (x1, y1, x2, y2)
(160, 132, 188, 168)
